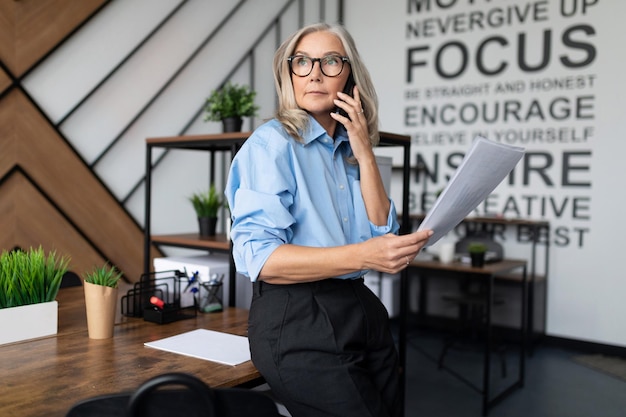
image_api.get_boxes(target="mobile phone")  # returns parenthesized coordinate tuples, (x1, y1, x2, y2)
(335, 74, 356, 118)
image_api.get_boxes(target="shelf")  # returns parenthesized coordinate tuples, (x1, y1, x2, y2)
(144, 133, 252, 309)
(377, 131, 411, 146)
(151, 234, 230, 251)
(409, 258, 527, 275)
(146, 132, 251, 150)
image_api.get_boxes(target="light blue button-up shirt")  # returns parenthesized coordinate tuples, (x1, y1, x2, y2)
(225, 116, 399, 282)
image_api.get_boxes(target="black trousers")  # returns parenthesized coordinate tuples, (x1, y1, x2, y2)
(249, 278, 401, 417)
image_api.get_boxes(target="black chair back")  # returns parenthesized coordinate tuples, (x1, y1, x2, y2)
(66, 373, 282, 417)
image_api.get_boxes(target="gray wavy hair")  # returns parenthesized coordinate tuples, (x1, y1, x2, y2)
(272, 22, 380, 146)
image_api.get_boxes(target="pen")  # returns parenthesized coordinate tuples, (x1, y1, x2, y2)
(184, 271, 199, 292)
(150, 296, 165, 310)
(209, 273, 224, 285)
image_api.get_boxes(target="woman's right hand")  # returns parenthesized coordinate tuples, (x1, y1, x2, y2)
(361, 230, 433, 274)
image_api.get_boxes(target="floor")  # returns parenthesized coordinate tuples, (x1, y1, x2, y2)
(402, 324, 626, 417)
(264, 318, 626, 417)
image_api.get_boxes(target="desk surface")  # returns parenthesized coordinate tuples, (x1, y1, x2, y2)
(409, 257, 527, 275)
(0, 286, 260, 417)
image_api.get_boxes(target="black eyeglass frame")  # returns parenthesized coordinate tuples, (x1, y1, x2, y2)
(287, 55, 350, 77)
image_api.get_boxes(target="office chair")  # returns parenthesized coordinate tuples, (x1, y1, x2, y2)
(66, 373, 282, 417)
(60, 271, 82, 288)
(437, 237, 508, 378)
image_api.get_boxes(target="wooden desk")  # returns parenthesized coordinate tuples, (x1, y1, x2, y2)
(408, 214, 549, 343)
(406, 258, 527, 416)
(0, 286, 261, 417)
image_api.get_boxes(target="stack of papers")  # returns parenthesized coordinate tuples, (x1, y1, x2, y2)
(418, 136, 525, 245)
(145, 329, 251, 366)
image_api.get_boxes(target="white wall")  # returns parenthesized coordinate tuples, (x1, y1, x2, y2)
(346, 0, 626, 347)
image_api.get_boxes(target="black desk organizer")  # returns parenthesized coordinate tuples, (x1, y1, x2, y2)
(121, 270, 197, 324)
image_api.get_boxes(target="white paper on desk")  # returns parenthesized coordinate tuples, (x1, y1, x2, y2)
(144, 329, 250, 366)
(417, 136, 525, 246)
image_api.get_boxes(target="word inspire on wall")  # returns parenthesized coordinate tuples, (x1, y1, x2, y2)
(402, 0, 599, 248)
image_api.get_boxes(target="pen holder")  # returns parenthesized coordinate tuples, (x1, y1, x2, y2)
(198, 281, 223, 313)
(143, 302, 197, 325)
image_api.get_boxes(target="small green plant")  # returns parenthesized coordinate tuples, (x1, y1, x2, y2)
(83, 263, 122, 288)
(0, 246, 70, 309)
(468, 242, 488, 254)
(204, 82, 259, 121)
(189, 184, 223, 218)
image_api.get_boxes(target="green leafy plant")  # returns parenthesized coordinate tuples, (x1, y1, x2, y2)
(189, 184, 223, 218)
(204, 82, 259, 121)
(468, 242, 488, 254)
(83, 263, 122, 288)
(0, 247, 70, 309)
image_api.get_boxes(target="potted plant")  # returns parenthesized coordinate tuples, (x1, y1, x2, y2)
(83, 263, 122, 339)
(189, 184, 223, 236)
(468, 242, 488, 268)
(204, 81, 259, 132)
(0, 246, 70, 345)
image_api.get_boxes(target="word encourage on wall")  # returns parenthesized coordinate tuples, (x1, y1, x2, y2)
(402, 0, 600, 248)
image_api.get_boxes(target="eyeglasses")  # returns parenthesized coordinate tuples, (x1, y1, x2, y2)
(287, 54, 350, 77)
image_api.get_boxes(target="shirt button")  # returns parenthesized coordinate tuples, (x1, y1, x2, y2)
(339, 184, 345, 190)
(343, 217, 348, 222)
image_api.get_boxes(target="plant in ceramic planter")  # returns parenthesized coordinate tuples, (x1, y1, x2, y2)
(468, 242, 488, 268)
(0, 246, 69, 308)
(0, 247, 70, 344)
(189, 184, 223, 237)
(204, 82, 259, 132)
(83, 263, 122, 339)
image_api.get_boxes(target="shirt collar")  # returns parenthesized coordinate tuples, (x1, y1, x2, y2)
(302, 115, 350, 146)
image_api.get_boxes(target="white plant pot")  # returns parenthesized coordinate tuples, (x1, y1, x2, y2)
(0, 301, 58, 345)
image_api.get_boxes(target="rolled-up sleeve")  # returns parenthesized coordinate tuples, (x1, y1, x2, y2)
(225, 131, 295, 282)
(370, 199, 399, 236)
(231, 187, 294, 281)
(351, 180, 400, 241)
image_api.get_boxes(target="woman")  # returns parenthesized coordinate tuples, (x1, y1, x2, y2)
(225, 23, 432, 417)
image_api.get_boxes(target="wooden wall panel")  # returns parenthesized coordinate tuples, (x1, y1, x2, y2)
(0, 0, 15, 74)
(0, 0, 162, 284)
(0, 85, 16, 177)
(0, 170, 16, 242)
(0, 66, 11, 94)
(5, 90, 160, 281)
(0, 0, 108, 75)
(0, 172, 107, 276)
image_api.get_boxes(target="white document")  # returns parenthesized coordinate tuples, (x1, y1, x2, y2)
(144, 329, 250, 366)
(417, 136, 525, 246)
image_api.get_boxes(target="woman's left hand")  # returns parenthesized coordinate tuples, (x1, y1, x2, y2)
(331, 86, 372, 162)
